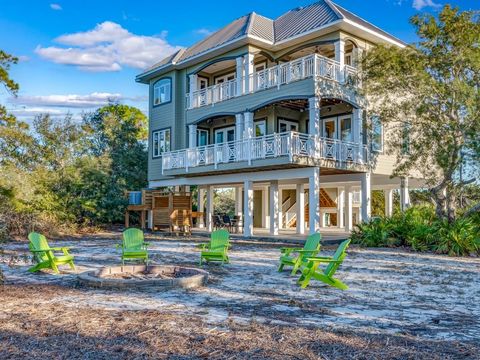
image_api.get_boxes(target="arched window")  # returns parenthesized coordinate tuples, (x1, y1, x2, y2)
(153, 78, 171, 106)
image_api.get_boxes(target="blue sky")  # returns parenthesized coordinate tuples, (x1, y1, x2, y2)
(0, 0, 477, 122)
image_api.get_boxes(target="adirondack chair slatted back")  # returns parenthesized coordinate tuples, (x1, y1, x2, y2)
(304, 233, 321, 252)
(324, 239, 350, 277)
(28, 232, 52, 263)
(210, 229, 229, 251)
(122, 228, 145, 250)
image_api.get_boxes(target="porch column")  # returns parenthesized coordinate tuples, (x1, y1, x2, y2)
(147, 210, 153, 230)
(344, 185, 353, 231)
(262, 186, 269, 229)
(234, 186, 242, 217)
(319, 200, 325, 228)
(384, 188, 393, 217)
(308, 97, 321, 137)
(235, 113, 244, 141)
(188, 124, 197, 148)
(400, 177, 410, 212)
(269, 181, 279, 235)
(189, 74, 198, 108)
(309, 167, 320, 234)
(361, 173, 371, 222)
(243, 112, 254, 139)
(206, 185, 214, 232)
(243, 180, 254, 237)
(244, 53, 254, 93)
(334, 39, 345, 82)
(236, 56, 245, 95)
(198, 187, 205, 228)
(296, 183, 305, 234)
(338, 187, 345, 228)
(353, 108, 363, 161)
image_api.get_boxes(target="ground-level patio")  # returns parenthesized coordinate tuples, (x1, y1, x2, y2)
(1, 232, 479, 358)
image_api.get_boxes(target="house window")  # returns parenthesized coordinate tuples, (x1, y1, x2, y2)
(254, 119, 266, 137)
(152, 129, 171, 157)
(371, 116, 383, 152)
(339, 115, 353, 142)
(153, 78, 171, 106)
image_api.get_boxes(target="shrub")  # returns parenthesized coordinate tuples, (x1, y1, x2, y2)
(352, 205, 480, 256)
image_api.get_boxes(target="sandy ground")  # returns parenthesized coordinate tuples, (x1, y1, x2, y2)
(1, 233, 479, 359)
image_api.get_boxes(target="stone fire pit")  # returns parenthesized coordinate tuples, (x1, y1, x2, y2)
(78, 265, 208, 290)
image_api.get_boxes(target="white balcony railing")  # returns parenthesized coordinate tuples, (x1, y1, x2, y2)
(186, 54, 359, 109)
(161, 132, 368, 173)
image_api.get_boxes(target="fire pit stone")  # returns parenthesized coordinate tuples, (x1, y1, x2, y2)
(78, 265, 208, 290)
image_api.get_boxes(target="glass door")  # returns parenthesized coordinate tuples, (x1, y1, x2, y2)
(215, 126, 236, 162)
(323, 117, 336, 139)
(278, 118, 298, 133)
(339, 115, 352, 142)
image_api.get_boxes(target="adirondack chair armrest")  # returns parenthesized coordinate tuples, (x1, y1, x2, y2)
(306, 257, 341, 263)
(280, 247, 302, 254)
(30, 248, 53, 253)
(196, 243, 209, 250)
(296, 249, 319, 253)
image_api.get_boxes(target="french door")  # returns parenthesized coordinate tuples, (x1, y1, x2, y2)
(214, 126, 236, 162)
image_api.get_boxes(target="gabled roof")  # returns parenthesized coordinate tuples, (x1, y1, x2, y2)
(137, 0, 406, 82)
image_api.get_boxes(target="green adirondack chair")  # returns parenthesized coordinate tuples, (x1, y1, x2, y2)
(198, 229, 230, 265)
(278, 233, 321, 275)
(297, 239, 351, 290)
(28, 232, 76, 274)
(119, 228, 149, 265)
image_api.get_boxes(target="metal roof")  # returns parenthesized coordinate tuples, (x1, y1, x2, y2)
(137, 0, 406, 81)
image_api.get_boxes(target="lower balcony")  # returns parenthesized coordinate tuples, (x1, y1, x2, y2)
(161, 131, 368, 175)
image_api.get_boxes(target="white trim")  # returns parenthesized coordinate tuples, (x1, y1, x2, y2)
(342, 18, 406, 48)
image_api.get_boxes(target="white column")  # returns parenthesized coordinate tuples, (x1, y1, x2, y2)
(262, 186, 268, 229)
(308, 167, 320, 234)
(296, 183, 305, 234)
(243, 112, 254, 139)
(235, 113, 244, 141)
(334, 39, 345, 66)
(147, 210, 153, 230)
(269, 181, 279, 235)
(308, 97, 321, 137)
(344, 185, 353, 231)
(353, 108, 363, 161)
(243, 180, 254, 237)
(361, 173, 371, 222)
(244, 53, 254, 93)
(234, 186, 242, 217)
(338, 187, 345, 228)
(384, 188, 393, 217)
(206, 186, 213, 232)
(198, 187, 205, 228)
(319, 208, 325, 228)
(400, 177, 410, 212)
(236, 56, 244, 95)
(189, 74, 198, 108)
(188, 124, 197, 148)
(334, 39, 345, 83)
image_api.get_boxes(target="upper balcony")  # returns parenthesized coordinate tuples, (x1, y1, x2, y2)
(186, 53, 358, 110)
(161, 131, 368, 176)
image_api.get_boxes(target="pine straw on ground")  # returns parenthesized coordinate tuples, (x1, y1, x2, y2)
(0, 285, 477, 360)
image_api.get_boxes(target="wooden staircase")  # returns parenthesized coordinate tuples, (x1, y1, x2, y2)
(288, 189, 338, 227)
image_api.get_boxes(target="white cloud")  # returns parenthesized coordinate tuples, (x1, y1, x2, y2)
(50, 3, 62, 11)
(412, 0, 441, 10)
(8, 92, 142, 108)
(35, 21, 182, 72)
(194, 28, 214, 37)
